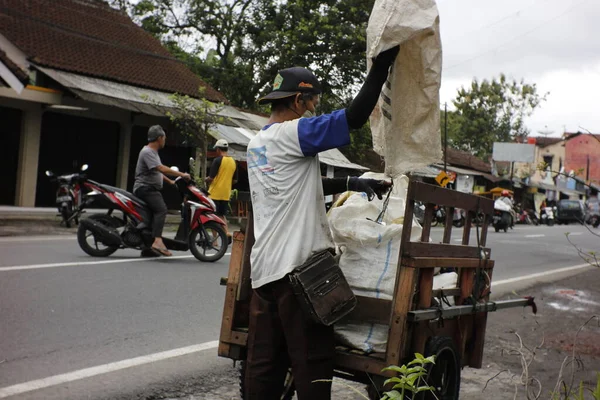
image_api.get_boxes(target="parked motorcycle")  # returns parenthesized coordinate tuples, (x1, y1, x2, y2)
(46, 164, 89, 228)
(77, 171, 228, 262)
(414, 203, 447, 227)
(493, 199, 512, 233)
(453, 208, 465, 228)
(515, 204, 539, 226)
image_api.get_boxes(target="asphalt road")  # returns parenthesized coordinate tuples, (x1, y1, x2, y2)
(0, 223, 598, 399)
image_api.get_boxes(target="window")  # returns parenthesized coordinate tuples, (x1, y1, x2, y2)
(543, 155, 553, 167)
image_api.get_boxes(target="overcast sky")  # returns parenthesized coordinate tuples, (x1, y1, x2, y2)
(436, 0, 599, 137)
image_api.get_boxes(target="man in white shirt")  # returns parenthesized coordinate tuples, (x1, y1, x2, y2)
(244, 47, 398, 400)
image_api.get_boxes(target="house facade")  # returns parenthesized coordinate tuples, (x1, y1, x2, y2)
(564, 132, 600, 186)
(0, 0, 230, 207)
(0, 0, 365, 209)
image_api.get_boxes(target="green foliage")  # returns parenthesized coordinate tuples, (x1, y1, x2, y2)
(551, 373, 600, 400)
(443, 74, 547, 159)
(143, 88, 224, 185)
(380, 353, 436, 400)
(129, 0, 374, 110)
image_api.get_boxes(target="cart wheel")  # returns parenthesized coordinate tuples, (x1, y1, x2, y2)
(239, 361, 295, 400)
(417, 336, 461, 400)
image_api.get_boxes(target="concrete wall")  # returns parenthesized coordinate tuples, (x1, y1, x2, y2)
(565, 134, 600, 185)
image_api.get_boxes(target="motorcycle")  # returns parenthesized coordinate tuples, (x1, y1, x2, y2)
(414, 203, 446, 227)
(45, 164, 89, 228)
(452, 208, 465, 228)
(77, 170, 228, 262)
(493, 199, 512, 233)
(540, 206, 556, 226)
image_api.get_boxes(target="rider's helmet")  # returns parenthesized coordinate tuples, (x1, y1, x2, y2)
(501, 190, 510, 197)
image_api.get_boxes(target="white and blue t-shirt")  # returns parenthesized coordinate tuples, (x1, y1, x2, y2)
(247, 109, 351, 289)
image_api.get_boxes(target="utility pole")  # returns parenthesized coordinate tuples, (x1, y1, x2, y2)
(444, 102, 448, 173)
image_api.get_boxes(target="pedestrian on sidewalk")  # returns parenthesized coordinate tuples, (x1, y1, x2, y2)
(133, 125, 191, 256)
(244, 46, 398, 400)
(206, 139, 238, 239)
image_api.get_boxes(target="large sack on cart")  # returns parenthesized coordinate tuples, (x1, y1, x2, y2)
(328, 175, 456, 353)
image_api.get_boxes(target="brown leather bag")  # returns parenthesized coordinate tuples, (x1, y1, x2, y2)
(288, 250, 356, 326)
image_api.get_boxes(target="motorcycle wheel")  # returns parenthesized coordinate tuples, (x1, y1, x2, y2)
(495, 226, 500, 233)
(77, 214, 120, 257)
(61, 204, 72, 228)
(189, 221, 228, 262)
(453, 218, 465, 228)
(548, 220, 555, 227)
(431, 218, 439, 228)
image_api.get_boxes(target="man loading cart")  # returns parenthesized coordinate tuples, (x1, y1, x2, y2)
(244, 46, 399, 399)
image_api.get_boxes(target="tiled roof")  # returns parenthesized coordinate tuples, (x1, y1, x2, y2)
(0, 0, 226, 102)
(446, 148, 491, 173)
(0, 50, 28, 83)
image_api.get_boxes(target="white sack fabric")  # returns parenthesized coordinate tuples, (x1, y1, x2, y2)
(329, 174, 457, 353)
(367, 0, 443, 178)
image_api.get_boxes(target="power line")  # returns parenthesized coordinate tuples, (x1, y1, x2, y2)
(445, 0, 593, 70)
(445, 0, 552, 45)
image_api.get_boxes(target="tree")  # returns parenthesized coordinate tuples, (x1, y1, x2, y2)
(128, 0, 374, 110)
(445, 75, 547, 159)
(145, 89, 224, 185)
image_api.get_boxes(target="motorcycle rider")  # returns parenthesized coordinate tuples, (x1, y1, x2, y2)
(499, 189, 516, 228)
(244, 47, 398, 399)
(133, 125, 190, 256)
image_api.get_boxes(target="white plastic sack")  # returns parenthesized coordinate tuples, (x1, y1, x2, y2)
(367, 0, 443, 178)
(329, 174, 457, 353)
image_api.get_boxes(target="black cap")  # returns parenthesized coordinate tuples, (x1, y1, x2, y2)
(257, 67, 322, 105)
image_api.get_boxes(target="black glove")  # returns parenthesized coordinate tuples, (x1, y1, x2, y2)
(372, 45, 400, 67)
(348, 177, 392, 201)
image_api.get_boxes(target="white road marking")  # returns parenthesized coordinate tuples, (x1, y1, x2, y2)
(525, 234, 545, 238)
(0, 341, 219, 399)
(0, 253, 231, 272)
(0, 236, 76, 243)
(0, 261, 593, 398)
(492, 263, 592, 287)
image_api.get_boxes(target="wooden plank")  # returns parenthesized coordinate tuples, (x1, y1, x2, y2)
(421, 203, 435, 241)
(400, 184, 416, 254)
(409, 182, 494, 214)
(418, 270, 435, 309)
(404, 257, 494, 269)
(386, 266, 418, 366)
(443, 206, 453, 243)
(237, 208, 255, 302)
(480, 214, 490, 247)
(412, 268, 435, 356)
(334, 352, 392, 377)
(344, 296, 392, 325)
(469, 269, 493, 368)
(404, 242, 491, 259)
(218, 232, 245, 357)
(462, 211, 473, 245)
(221, 330, 249, 346)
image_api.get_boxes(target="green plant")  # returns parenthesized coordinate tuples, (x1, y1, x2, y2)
(380, 353, 437, 400)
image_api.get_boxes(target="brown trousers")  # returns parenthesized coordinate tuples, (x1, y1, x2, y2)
(244, 277, 335, 399)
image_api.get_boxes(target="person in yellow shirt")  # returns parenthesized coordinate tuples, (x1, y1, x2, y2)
(206, 139, 238, 237)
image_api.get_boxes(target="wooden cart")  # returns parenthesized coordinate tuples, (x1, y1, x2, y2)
(218, 180, 535, 399)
